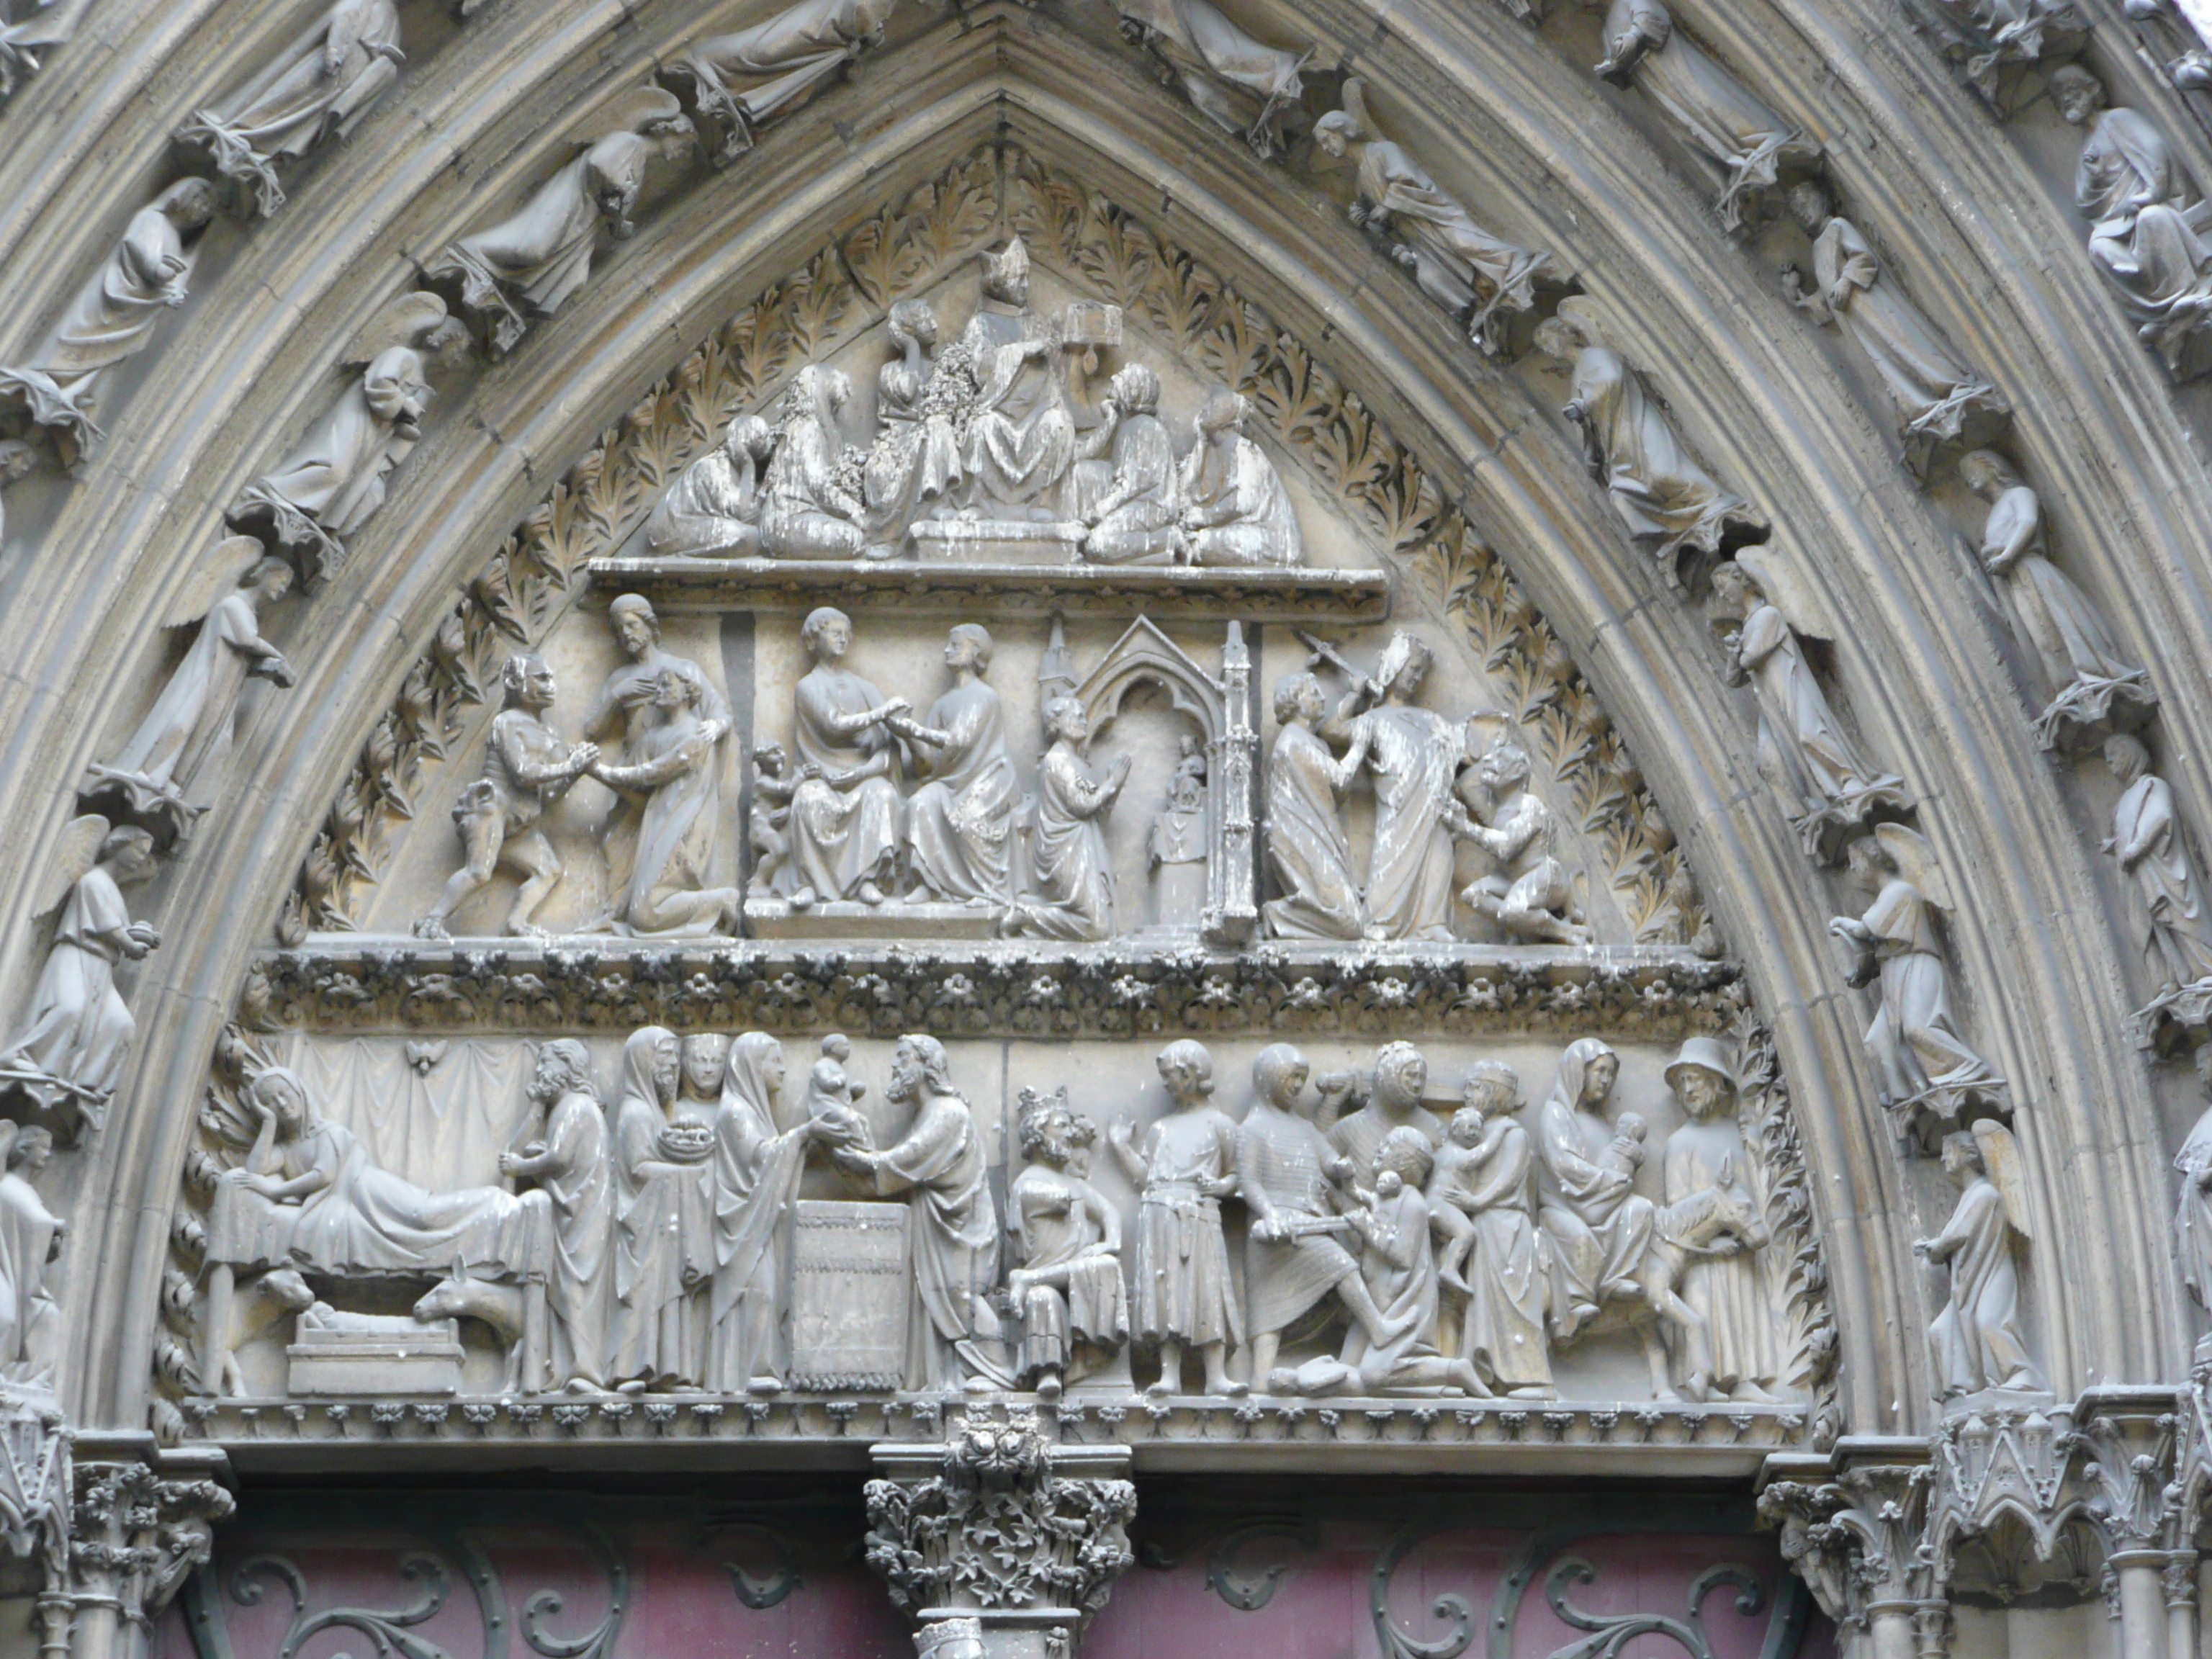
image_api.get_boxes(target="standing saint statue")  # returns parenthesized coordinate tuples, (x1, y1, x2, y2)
(0, 177, 219, 462)
(0, 819, 160, 1136)
(781, 606, 909, 908)
(2171, 1048, 2212, 1329)
(1262, 672, 1364, 940)
(1534, 305, 1763, 567)
(233, 294, 464, 577)
(1783, 181, 2008, 477)
(1313, 78, 1547, 354)
(428, 89, 694, 354)
(834, 1035, 1009, 1390)
(1660, 1039, 1779, 1403)
(590, 667, 739, 938)
(2052, 68, 2212, 375)
(1003, 695, 1130, 940)
(85, 549, 297, 843)
(1592, 0, 1818, 231)
(179, 0, 404, 216)
(898, 624, 1016, 907)
(1321, 631, 1462, 943)
(1961, 450, 2152, 751)
(0, 1124, 63, 1385)
(499, 1040, 611, 1393)
(1915, 1120, 2046, 1401)
(666, 0, 896, 163)
(2103, 734, 2212, 999)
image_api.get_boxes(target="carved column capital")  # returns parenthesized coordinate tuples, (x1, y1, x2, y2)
(67, 1443, 233, 1637)
(866, 1405, 1136, 1658)
(1758, 1442, 1935, 1630)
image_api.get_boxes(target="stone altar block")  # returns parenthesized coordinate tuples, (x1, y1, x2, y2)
(790, 1200, 911, 1391)
(908, 521, 1083, 565)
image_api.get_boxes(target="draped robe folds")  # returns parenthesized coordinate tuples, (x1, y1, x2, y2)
(1328, 1102, 1443, 1179)
(0, 1169, 60, 1380)
(1077, 412, 1182, 565)
(99, 591, 275, 809)
(1017, 743, 1117, 940)
(1010, 1166, 1130, 1375)
(1180, 431, 1302, 567)
(2113, 773, 2212, 989)
(683, 0, 885, 125)
(1440, 1121, 1552, 1390)
(1129, 1110, 1242, 1349)
(645, 444, 763, 556)
(1663, 1120, 1777, 1392)
(1263, 721, 1365, 940)
(587, 650, 725, 912)
(906, 679, 1016, 902)
(958, 308, 1075, 516)
(861, 349, 962, 542)
(1, 868, 135, 1110)
(759, 410, 863, 559)
(1236, 1103, 1359, 1335)
(1357, 140, 1543, 320)
(1333, 1184, 1442, 1390)
(536, 1087, 611, 1388)
(242, 345, 429, 542)
(189, 0, 400, 176)
(1926, 1177, 2044, 1396)
(1568, 344, 1758, 558)
(2175, 1105, 2212, 1318)
(3, 197, 202, 424)
(435, 132, 649, 320)
(1857, 878, 2002, 1109)
(1347, 702, 1460, 942)
(1533, 1058, 1655, 1332)
(2074, 107, 2212, 357)
(785, 664, 905, 899)
(1811, 216, 2002, 439)
(606, 1041, 698, 1386)
(873, 1090, 1008, 1388)
(1733, 601, 1897, 817)
(604, 704, 730, 938)
(1600, 0, 1812, 225)
(708, 1039, 811, 1390)
(1115, 0, 1303, 130)
(1979, 484, 2144, 709)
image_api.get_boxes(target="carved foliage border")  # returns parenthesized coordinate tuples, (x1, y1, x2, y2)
(276, 143, 1687, 943)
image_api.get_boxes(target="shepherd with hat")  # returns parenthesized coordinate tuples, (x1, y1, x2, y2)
(1660, 1037, 1780, 1402)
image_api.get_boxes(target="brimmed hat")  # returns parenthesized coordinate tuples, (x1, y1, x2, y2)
(1663, 1036, 1735, 1096)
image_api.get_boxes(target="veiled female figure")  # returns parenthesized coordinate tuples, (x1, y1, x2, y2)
(708, 1034, 823, 1392)
(1535, 313, 1763, 562)
(590, 668, 737, 937)
(861, 300, 963, 550)
(2054, 68, 2212, 372)
(1785, 182, 2005, 459)
(1325, 633, 1460, 943)
(1313, 79, 1546, 348)
(0, 179, 218, 452)
(180, 0, 403, 215)
(760, 366, 866, 559)
(1179, 391, 1303, 567)
(1443, 1100, 1554, 1397)
(1593, 0, 1816, 230)
(1006, 696, 1130, 940)
(1532, 1039, 1656, 1341)
(783, 606, 909, 907)
(607, 1027, 706, 1388)
(1263, 673, 1365, 940)
(644, 415, 774, 556)
(1961, 450, 2149, 742)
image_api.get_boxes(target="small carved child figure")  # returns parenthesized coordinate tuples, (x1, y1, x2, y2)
(1426, 1104, 1495, 1292)
(747, 741, 799, 890)
(1007, 1087, 1130, 1396)
(1600, 1111, 1647, 1179)
(1109, 1038, 1245, 1397)
(804, 1033, 872, 1151)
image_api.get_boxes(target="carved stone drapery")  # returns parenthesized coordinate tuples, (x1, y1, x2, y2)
(866, 1406, 1136, 1659)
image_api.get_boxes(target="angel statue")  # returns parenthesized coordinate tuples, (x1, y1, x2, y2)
(1533, 300, 1765, 570)
(644, 415, 775, 556)
(178, 0, 405, 217)
(0, 816, 160, 1140)
(428, 86, 695, 354)
(1914, 1120, 2047, 1403)
(1111, 0, 1313, 160)
(1707, 554, 1910, 863)
(1828, 825, 2006, 1138)
(1313, 78, 1548, 356)
(665, 0, 894, 166)
(1781, 181, 2008, 481)
(0, 1121, 64, 1385)
(1959, 449, 2152, 752)
(231, 292, 467, 579)
(0, 177, 218, 465)
(81, 544, 297, 846)
(1592, 0, 1819, 232)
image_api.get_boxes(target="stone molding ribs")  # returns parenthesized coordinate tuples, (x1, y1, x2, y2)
(866, 1405, 1136, 1658)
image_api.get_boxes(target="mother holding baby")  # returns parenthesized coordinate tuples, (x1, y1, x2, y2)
(1436, 1061, 1555, 1399)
